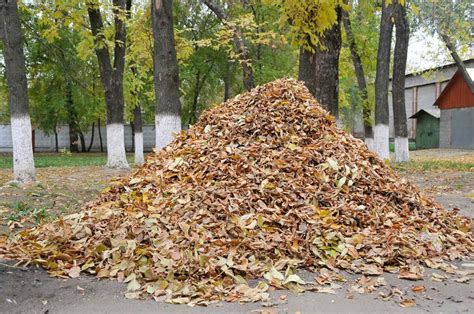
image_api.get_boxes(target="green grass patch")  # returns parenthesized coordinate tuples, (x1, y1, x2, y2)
(394, 160, 474, 172)
(0, 153, 134, 169)
(6, 202, 52, 224)
(389, 142, 417, 152)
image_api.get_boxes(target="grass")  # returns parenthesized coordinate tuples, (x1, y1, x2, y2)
(6, 202, 51, 224)
(389, 142, 417, 152)
(0, 152, 135, 169)
(394, 160, 474, 172)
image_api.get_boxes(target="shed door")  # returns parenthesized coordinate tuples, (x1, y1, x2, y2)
(451, 109, 474, 149)
(418, 116, 439, 149)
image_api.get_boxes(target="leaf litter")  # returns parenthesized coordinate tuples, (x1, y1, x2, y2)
(0, 79, 473, 305)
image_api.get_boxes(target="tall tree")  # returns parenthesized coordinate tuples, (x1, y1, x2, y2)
(201, 0, 255, 91)
(87, 0, 129, 168)
(392, 0, 410, 162)
(373, 0, 394, 160)
(342, 2, 373, 148)
(276, 0, 343, 118)
(0, 0, 36, 183)
(152, 0, 182, 150)
(299, 9, 342, 118)
(65, 82, 81, 152)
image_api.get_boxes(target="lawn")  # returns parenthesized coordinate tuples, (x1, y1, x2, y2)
(0, 152, 135, 169)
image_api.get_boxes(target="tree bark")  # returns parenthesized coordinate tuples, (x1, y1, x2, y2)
(87, 0, 129, 168)
(201, 0, 255, 91)
(298, 8, 342, 119)
(78, 131, 86, 152)
(224, 61, 232, 101)
(54, 124, 59, 153)
(65, 82, 80, 153)
(0, 0, 36, 183)
(392, 1, 410, 162)
(342, 5, 373, 143)
(189, 69, 201, 126)
(133, 105, 144, 164)
(374, 1, 395, 160)
(98, 118, 104, 152)
(152, 0, 182, 150)
(87, 122, 95, 152)
(298, 45, 317, 96)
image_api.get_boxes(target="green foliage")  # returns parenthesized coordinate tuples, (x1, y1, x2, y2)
(339, 0, 379, 130)
(0, 0, 389, 136)
(267, 0, 348, 50)
(412, 0, 473, 64)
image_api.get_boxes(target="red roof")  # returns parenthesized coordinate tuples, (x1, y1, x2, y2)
(434, 70, 474, 109)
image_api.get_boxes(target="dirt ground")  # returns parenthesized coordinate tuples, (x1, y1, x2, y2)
(0, 151, 473, 313)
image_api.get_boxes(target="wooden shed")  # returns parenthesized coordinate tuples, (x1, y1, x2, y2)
(434, 69, 474, 149)
(409, 109, 440, 149)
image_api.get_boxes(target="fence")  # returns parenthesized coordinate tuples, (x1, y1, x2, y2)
(0, 124, 157, 153)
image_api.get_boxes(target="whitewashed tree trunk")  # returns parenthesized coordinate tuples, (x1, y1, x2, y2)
(0, 0, 36, 184)
(133, 105, 144, 164)
(373, 1, 394, 161)
(392, 2, 410, 163)
(88, 2, 130, 169)
(152, 0, 182, 151)
(374, 124, 390, 160)
(155, 114, 181, 150)
(394, 137, 409, 163)
(106, 124, 128, 169)
(11, 116, 35, 183)
(134, 132, 144, 165)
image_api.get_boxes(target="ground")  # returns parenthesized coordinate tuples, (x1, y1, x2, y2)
(0, 149, 473, 313)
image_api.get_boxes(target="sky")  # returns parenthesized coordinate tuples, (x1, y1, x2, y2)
(407, 30, 473, 73)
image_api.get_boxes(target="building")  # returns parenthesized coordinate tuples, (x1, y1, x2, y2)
(434, 69, 474, 149)
(409, 109, 440, 149)
(388, 58, 474, 139)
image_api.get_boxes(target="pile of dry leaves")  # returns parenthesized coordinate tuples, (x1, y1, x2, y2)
(1, 79, 472, 305)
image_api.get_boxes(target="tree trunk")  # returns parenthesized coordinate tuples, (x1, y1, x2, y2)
(440, 33, 474, 93)
(201, 0, 255, 91)
(189, 69, 201, 126)
(313, 10, 342, 119)
(87, 122, 95, 152)
(152, 0, 182, 150)
(78, 131, 86, 152)
(65, 83, 80, 153)
(54, 124, 59, 153)
(298, 45, 317, 96)
(130, 121, 135, 152)
(87, 0, 129, 168)
(342, 5, 373, 148)
(0, 0, 36, 183)
(374, 1, 394, 160)
(188, 63, 213, 126)
(98, 118, 104, 152)
(224, 61, 232, 101)
(392, 1, 410, 162)
(298, 9, 342, 119)
(133, 106, 144, 164)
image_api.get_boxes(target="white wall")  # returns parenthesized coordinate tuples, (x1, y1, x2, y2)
(0, 124, 157, 153)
